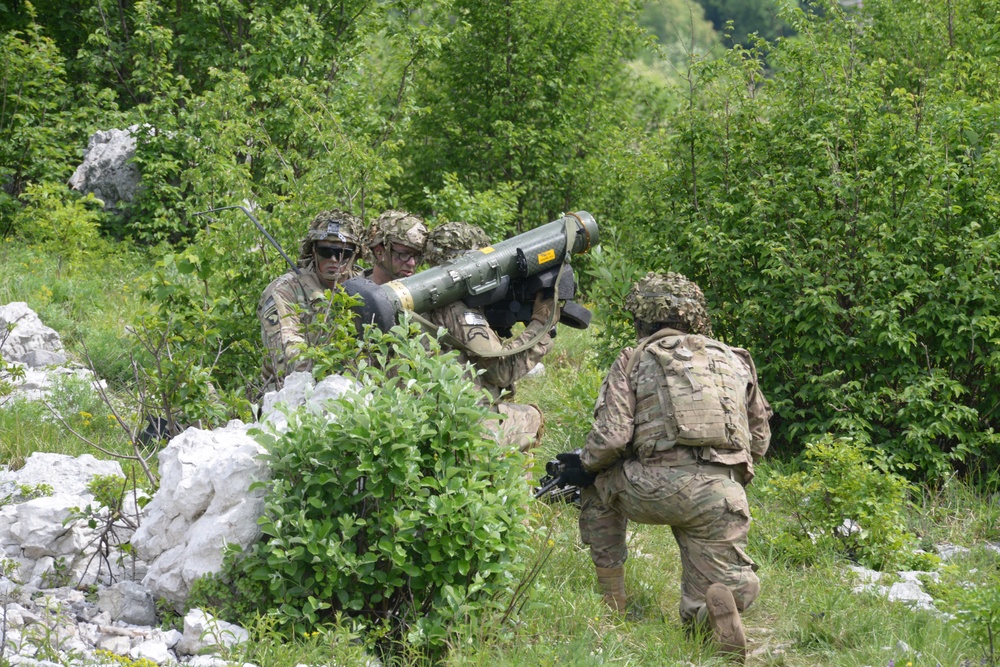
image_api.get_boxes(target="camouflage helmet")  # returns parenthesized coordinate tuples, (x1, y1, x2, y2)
(424, 221, 492, 266)
(298, 209, 364, 267)
(368, 210, 428, 252)
(625, 271, 713, 336)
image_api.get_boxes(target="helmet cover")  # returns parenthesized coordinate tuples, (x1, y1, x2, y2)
(368, 210, 428, 251)
(424, 221, 492, 266)
(298, 209, 364, 267)
(625, 271, 713, 336)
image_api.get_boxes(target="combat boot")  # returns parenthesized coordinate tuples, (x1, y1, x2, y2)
(595, 566, 627, 613)
(706, 583, 747, 662)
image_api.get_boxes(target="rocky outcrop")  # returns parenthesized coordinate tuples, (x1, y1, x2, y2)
(0, 367, 358, 665)
(133, 371, 357, 610)
(0, 586, 251, 666)
(0, 302, 67, 368)
(0, 302, 101, 403)
(0, 453, 136, 589)
(68, 127, 143, 211)
(131, 420, 269, 610)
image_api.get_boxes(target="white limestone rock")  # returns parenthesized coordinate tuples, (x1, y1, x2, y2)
(9, 494, 99, 560)
(130, 638, 173, 665)
(13, 452, 124, 498)
(937, 543, 972, 561)
(175, 609, 249, 656)
(0, 302, 65, 367)
(260, 370, 358, 432)
(131, 421, 270, 608)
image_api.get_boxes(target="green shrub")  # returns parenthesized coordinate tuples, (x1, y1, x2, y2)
(13, 181, 107, 267)
(231, 323, 531, 657)
(758, 435, 917, 570)
(0, 11, 117, 235)
(422, 173, 522, 241)
(292, 286, 366, 383)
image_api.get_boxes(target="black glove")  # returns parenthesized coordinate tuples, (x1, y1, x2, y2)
(555, 452, 598, 488)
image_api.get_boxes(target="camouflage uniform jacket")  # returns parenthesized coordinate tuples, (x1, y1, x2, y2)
(426, 300, 553, 403)
(581, 335, 771, 483)
(258, 267, 358, 390)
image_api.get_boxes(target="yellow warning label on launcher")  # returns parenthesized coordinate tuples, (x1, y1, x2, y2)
(537, 249, 556, 264)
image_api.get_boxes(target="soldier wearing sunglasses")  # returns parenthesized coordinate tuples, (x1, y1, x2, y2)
(257, 210, 365, 394)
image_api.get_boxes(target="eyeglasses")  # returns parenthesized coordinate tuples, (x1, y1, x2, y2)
(315, 245, 355, 261)
(390, 247, 422, 264)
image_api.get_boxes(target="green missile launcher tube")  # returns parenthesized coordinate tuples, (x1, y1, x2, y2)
(343, 211, 598, 330)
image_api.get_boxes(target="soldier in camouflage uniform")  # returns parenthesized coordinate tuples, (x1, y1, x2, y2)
(557, 272, 772, 662)
(366, 210, 428, 285)
(257, 210, 365, 393)
(423, 221, 557, 451)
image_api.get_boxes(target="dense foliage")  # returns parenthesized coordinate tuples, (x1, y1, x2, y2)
(757, 436, 921, 571)
(225, 325, 531, 655)
(582, 0, 1000, 482)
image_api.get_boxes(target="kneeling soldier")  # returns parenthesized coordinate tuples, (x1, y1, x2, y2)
(557, 271, 772, 662)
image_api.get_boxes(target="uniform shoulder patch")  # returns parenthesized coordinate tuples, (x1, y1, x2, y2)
(261, 296, 280, 327)
(463, 311, 489, 326)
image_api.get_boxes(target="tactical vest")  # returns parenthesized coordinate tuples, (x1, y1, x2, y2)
(627, 331, 751, 461)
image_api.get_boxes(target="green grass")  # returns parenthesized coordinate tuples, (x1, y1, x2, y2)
(0, 240, 151, 388)
(2, 239, 998, 667)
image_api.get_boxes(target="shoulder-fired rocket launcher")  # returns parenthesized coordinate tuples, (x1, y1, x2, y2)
(343, 211, 599, 331)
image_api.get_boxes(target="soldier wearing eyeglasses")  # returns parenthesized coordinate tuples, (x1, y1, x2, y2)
(365, 210, 428, 285)
(257, 209, 365, 393)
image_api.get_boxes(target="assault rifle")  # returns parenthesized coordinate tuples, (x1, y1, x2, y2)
(533, 455, 583, 506)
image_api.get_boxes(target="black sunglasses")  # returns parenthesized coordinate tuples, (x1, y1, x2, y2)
(315, 246, 356, 261)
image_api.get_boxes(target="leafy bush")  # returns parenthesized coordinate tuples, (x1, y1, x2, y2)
(290, 287, 365, 383)
(757, 435, 917, 570)
(13, 182, 107, 267)
(582, 0, 1000, 482)
(423, 173, 522, 241)
(396, 0, 644, 231)
(0, 11, 117, 235)
(230, 323, 531, 656)
(130, 246, 258, 434)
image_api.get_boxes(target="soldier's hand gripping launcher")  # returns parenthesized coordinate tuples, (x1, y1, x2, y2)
(342, 211, 599, 333)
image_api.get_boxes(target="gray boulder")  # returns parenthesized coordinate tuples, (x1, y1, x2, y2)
(98, 580, 158, 626)
(0, 302, 66, 368)
(68, 127, 143, 210)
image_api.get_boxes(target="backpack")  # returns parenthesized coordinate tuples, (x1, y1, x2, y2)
(627, 330, 751, 452)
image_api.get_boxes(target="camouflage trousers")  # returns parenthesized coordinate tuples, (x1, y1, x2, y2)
(486, 402, 544, 453)
(579, 459, 760, 622)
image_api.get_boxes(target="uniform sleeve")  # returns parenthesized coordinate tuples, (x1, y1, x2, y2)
(258, 282, 311, 379)
(581, 349, 636, 472)
(431, 303, 552, 389)
(732, 347, 772, 460)
(478, 318, 552, 388)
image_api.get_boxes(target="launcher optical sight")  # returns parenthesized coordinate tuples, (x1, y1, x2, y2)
(343, 211, 599, 332)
